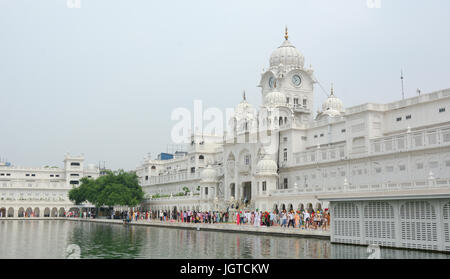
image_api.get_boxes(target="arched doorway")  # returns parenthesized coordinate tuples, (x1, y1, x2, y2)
(8, 207, 14, 217)
(307, 203, 313, 212)
(242, 181, 251, 204)
(315, 203, 322, 212)
(18, 207, 24, 217)
(59, 207, 65, 217)
(44, 207, 50, 217)
(34, 207, 40, 217)
(51, 208, 58, 217)
(298, 203, 305, 212)
(288, 204, 293, 212)
(281, 204, 286, 212)
(25, 207, 32, 217)
(0, 207, 6, 218)
(172, 206, 177, 220)
(273, 204, 279, 214)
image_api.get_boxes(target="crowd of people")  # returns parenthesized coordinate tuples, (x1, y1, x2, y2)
(125, 208, 330, 231)
(6, 207, 330, 231)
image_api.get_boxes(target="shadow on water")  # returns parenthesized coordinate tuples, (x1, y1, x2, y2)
(68, 222, 145, 259)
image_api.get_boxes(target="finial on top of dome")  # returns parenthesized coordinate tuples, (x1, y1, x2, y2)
(284, 26, 288, 40)
(330, 83, 334, 96)
(243, 90, 246, 101)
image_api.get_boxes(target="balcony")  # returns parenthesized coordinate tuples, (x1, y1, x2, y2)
(291, 104, 310, 113)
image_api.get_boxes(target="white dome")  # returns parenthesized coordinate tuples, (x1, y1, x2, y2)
(321, 88, 344, 117)
(265, 90, 286, 107)
(200, 165, 218, 183)
(235, 99, 252, 114)
(270, 39, 305, 69)
(256, 155, 278, 176)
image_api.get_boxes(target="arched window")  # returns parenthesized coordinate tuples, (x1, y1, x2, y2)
(199, 155, 204, 160)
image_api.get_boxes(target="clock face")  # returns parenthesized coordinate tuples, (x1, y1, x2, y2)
(269, 77, 275, 89)
(292, 75, 302, 86)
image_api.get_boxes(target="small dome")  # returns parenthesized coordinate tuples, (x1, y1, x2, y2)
(321, 86, 344, 117)
(270, 39, 305, 69)
(256, 154, 278, 176)
(265, 90, 286, 107)
(200, 165, 218, 183)
(236, 99, 252, 114)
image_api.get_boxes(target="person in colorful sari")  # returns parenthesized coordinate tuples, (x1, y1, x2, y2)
(294, 211, 300, 228)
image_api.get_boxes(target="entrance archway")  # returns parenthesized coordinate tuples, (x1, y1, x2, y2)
(172, 206, 177, 219)
(44, 208, 50, 217)
(281, 204, 286, 211)
(273, 204, 279, 214)
(59, 208, 65, 217)
(34, 207, 40, 217)
(18, 207, 24, 217)
(51, 208, 58, 217)
(315, 203, 322, 212)
(242, 181, 251, 204)
(0, 207, 6, 217)
(25, 207, 32, 217)
(8, 207, 14, 217)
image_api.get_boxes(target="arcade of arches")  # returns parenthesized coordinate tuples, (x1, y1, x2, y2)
(0, 206, 90, 218)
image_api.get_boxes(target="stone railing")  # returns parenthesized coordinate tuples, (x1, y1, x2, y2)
(292, 146, 346, 166)
(370, 125, 450, 156)
(270, 178, 450, 196)
(147, 194, 200, 202)
(145, 172, 201, 185)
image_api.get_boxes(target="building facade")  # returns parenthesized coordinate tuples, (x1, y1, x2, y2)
(138, 30, 450, 250)
(0, 154, 100, 217)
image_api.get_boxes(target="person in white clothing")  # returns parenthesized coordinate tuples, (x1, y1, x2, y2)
(304, 210, 310, 229)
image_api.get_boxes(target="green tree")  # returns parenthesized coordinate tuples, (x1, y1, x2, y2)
(68, 170, 145, 209)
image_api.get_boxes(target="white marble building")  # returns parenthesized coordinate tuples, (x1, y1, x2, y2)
(138, 29, 450, 228)
(0, 154, 100, 217)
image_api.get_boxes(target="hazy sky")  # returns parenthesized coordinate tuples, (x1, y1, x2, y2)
(1, 0, 449, 170)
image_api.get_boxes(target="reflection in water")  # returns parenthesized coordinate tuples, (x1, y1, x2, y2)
(0, 220, 449, 259)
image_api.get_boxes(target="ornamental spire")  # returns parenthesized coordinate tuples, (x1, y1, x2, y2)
(330, 83, 334, 96)
(243, 90, 246, 101)
(284, 26, 288, 40)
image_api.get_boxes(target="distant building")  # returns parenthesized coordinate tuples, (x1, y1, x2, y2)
(0, 154, 100, 217)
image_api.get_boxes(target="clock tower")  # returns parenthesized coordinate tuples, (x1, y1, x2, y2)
(258, 27, 316, 122)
